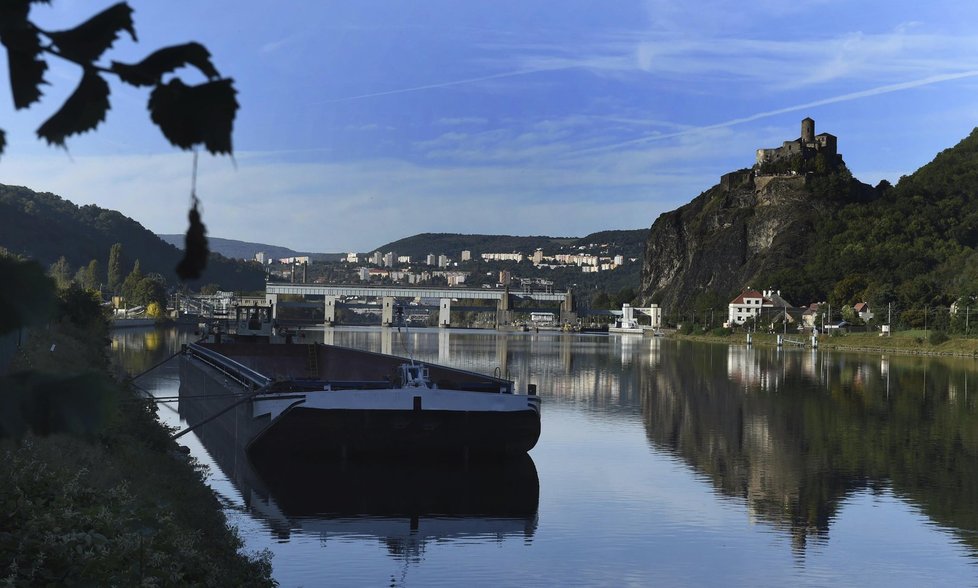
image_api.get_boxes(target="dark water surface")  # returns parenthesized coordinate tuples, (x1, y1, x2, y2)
(113, 326, 978, 587)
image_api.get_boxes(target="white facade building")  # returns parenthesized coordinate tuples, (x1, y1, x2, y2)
(727, 290, 768, 325)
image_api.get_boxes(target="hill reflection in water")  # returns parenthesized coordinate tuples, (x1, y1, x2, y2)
(640, 341, 978, 555)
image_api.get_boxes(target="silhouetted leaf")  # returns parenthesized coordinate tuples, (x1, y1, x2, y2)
(0, 129, 5, 156)
(148, 78, 237, 154)
(36, 69, 110, 147)
(0, 24, 47, 109)
(176, 199, 208, 281)
(47, 2, 135, 63)
(111, 42, 219, 87)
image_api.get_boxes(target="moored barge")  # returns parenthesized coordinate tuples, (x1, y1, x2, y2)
(179, 330, 541, 460)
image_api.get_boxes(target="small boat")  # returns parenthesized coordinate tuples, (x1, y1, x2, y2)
(179, 304, 541, 460)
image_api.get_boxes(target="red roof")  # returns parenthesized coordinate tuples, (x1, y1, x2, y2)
(729, 290, 765, 305)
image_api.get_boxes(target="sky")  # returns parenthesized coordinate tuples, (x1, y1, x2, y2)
(3, 0, 978, 253)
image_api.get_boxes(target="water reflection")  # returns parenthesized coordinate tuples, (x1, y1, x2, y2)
(250, 456, 538, 556)
(185, 400, 539, 558)
(112, 326, 978, 584)
(641, 341, 978, 555)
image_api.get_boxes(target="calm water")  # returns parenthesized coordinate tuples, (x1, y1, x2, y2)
(113, 326, 978, 587)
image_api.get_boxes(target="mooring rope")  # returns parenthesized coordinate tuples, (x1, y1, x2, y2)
(128, 349, 183, 381)
(170, 383, 272, 441)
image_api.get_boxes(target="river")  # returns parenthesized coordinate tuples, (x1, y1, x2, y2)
(112, 326, 978, 587)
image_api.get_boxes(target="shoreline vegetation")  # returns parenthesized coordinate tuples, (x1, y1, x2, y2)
(1, 304, 276, 585)
(672, 330, 978, 357)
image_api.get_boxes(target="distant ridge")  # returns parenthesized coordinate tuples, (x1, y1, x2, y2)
(0, 184, 265, 290)
(160, 230, 649, 263)
(158, 235, 345, 262)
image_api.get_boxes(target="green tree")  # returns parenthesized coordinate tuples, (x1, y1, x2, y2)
(841, 304, 857, 324)
(1, 256, 57, 334)
(592, 291, 611, 309)
(48, 256, 72, 290)
(56, 282, 106, 330)
(84, 259, 101, 292)
(107, 242, 122, 294)
(830, 275, 868, 308)
(120, 260, 142, 306)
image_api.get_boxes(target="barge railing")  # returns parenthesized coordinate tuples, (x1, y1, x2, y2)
(183, 342, 272, 390)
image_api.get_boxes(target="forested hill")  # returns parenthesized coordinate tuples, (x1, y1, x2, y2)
(800, 127, 978, 311)
(372, 229, 648, 259)
(0, 184, 265, 291)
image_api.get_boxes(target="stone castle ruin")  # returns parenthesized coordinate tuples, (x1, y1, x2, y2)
(755, 117, 839, 170)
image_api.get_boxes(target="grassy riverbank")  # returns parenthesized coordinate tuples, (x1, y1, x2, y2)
(674, 329, 978, 357)
(1, 311, 276, 585)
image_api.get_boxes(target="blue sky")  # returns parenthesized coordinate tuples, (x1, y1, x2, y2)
(3, 0, 978, 253)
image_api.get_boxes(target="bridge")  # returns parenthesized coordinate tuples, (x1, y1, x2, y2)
(263, 282, 576, 328)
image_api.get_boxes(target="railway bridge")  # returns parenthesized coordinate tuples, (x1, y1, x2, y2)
(264, 281, 576, 328)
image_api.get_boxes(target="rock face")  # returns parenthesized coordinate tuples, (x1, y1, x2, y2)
(640, 169, 868, 312)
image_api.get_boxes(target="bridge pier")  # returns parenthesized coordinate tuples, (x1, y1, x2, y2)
(381, 297, 395, 327)
(324, 296, 336, 326)
(559, 290, 577, 326)
(265, 293, 278, 318)
(439, 298, 451, 327)
(495, 289, 512, 329)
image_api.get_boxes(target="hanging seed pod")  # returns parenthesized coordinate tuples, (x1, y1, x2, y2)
(176, 196, 208, 280)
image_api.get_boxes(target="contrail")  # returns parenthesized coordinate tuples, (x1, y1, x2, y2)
(570, 69, 978, 155)
(320, 66, 570, 104)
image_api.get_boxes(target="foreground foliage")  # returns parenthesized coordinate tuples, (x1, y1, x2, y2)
(0, 268, 275, 586)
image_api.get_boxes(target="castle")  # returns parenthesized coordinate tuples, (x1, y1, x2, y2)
(755, 117, 838, 169)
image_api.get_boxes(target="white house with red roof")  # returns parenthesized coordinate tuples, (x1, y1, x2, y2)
(727, 289, 768, 326)
(727, 289, 795, 326)
(853, 302, 873, 322)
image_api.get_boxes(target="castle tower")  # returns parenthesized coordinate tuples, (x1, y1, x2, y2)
(801, 117, 814, 144)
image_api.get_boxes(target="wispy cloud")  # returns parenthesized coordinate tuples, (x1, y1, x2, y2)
(483, 26, 978, 92)
(436, 117, 489, 126)
(318, 66, 573, 104)
(570, 69, 978, 156)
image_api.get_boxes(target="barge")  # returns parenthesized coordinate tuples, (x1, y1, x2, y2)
(178, 307, 541, 460)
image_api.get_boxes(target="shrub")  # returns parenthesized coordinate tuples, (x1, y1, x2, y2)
(711, 327, 732, 336)
(929, 330, 950, 345)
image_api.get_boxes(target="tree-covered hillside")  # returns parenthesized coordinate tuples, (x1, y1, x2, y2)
(0, 184, 264, 291)
(371, 229, 647, 260)
(788, 128, 978, 312)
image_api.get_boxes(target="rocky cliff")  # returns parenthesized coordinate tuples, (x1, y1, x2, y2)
(640, 168, 874, 312)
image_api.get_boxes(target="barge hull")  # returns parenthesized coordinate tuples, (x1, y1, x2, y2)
(250, 405, 540, 459)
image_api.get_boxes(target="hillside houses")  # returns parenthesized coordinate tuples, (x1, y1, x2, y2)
(727, 289, 877, 332)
